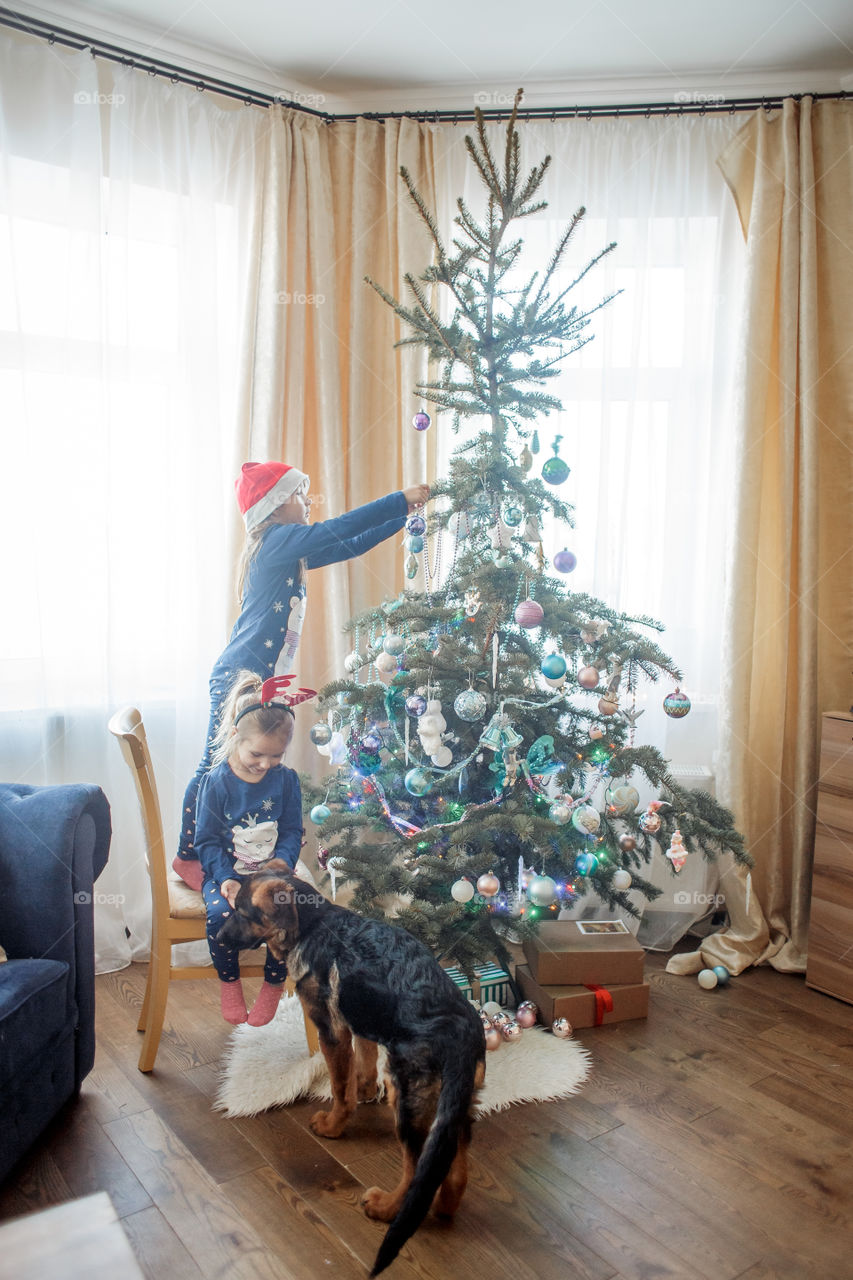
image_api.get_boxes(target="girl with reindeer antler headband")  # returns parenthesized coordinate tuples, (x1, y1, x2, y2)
(194, 670, 316, 1026)
(174, 460, 429, 891)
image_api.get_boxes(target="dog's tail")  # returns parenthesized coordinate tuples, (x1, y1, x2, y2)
(369, 1043, 481, 1277)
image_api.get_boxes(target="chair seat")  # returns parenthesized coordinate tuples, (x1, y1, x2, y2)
(166, 871, 206, 919)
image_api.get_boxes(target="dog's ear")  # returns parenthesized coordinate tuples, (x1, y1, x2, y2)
(253, 875, 299, 950)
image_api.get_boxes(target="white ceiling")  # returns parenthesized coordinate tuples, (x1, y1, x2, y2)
(10, 0, 853, 111)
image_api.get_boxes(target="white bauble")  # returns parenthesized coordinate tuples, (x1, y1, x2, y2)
(451, 879, 475, 903)
(612, 869, 632, 890)
(374, 651, 398, 674)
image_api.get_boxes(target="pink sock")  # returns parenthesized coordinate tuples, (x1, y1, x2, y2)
(221, 980, 248, 1025)
(172, 856, 204, 892)
(248, 982, 283, 1027)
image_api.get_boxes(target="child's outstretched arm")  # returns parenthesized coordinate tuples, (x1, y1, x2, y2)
(260, 488, 428, 571)
(272, 771, 303, 869)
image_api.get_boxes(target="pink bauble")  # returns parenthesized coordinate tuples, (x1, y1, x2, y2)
(502, 1020, 522, 1041)
(491, 1011, 512, 1028)
(589, 725, 605, 740)
(515, 1001, 538, 1028)
(578, 665, 600, 689)
(477, 871, 500, 898)
(598, 696, 619, 716)
(552, 1018, 573, 1038)
(514, 599, 544, 628)
(484, 1025, 503, 1051)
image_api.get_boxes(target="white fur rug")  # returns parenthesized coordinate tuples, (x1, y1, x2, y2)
(215, 996, 592, 1118)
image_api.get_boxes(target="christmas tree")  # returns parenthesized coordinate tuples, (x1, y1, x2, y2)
(305, 91, 749, 980)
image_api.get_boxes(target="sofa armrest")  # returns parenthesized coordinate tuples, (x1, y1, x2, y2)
(0, 784, 111, 1085)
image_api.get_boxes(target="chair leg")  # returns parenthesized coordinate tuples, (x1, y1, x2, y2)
(138, 941, 171, 1073)
(137, 959, 153, 1032)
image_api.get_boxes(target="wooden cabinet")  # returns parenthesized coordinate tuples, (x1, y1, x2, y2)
(806, 711, 853, 1004)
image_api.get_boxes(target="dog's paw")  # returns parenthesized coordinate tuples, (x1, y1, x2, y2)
(357, 1077, 379, 1103)
(361, 1186, 398, 1222)
(309, 1109, 347, 1139)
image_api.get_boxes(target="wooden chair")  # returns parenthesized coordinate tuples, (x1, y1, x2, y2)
(108, 706, 319, 1072)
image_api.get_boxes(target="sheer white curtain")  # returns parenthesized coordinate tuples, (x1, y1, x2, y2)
(0, 31, 267, 970)
(435, 114, 746, 936)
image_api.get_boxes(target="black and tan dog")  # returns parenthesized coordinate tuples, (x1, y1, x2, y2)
(217, 860, 486, 1276)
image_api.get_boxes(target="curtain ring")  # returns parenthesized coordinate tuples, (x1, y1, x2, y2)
(48, 34, 55, 44)
(148, 66, 157, 76)
(196, 81, 205, 92)
(170, 74, 179, 84)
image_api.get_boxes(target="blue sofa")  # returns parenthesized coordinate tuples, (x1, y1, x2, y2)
(0, 783, 111, 1184)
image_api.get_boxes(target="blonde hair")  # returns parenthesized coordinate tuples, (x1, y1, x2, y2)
(235, 520, 307, 603)
(211, 669, 295, 766)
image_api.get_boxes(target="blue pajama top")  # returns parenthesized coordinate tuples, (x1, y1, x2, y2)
(195, 762, 303, 887)
(214, 491, 408, 681)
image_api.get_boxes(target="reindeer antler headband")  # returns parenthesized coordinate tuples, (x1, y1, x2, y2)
(234, 675, 317, 726)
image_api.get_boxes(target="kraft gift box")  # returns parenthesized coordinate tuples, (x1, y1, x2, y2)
(522, 919, 645, 986)
(516, 964, 650, 1028)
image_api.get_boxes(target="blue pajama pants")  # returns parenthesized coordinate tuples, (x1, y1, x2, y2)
(176, 671, 230, 863)
(203, 879, 290, 984)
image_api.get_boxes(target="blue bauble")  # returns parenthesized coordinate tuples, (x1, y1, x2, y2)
(541, 654, 567, 681)
(405, 693, 427, 718)
(663, 687, 691, 718)
(712, 965, 731, 985)
(382, 633, 406, 656)
(553, 549, 577, 573)
(360, 732, 382, 754)
(503, 505, 523, 527)
(404, 767, 432, 797)
(542, 456, 570, 485)
(404, 534, 424, 553)
(405, 513, 426, 536)
(310, 804, 331, 824)
(575, 851, 598, 876)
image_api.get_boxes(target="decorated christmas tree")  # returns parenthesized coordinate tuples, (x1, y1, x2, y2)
(305, 91, 749, 979)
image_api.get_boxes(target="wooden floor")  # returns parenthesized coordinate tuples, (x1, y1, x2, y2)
(3, 952, 853, 1280)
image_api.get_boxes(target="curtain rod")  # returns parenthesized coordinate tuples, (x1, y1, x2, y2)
(1, 6, 849, 123)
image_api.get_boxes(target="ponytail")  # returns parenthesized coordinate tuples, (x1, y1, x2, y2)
(211, 669, 295, 765)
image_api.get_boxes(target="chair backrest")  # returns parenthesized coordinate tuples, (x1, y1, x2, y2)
(108, 706, 171, 923)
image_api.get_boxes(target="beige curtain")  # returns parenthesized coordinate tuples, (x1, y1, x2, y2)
(668, 98, 853, 977)
(231, 109, 439, 771)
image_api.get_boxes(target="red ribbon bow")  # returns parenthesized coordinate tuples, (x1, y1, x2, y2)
(584, 983, 614, 1026)
(259, 675, 317, 707)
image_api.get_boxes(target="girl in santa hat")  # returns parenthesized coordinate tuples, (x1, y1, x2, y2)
(174, 462, 429, 889)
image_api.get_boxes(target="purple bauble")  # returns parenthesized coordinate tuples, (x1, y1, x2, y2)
(514, 599, 544, 628)
(553, 549, 577, 573)
(515, 1001, 538, 1028)
(412, 411, 431, 432)
(405, 693, 427, 718)
(405, 513, 426, 536)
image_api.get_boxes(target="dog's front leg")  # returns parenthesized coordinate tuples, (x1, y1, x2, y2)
(354, 1036, 379, 1102)
(310, 1029, 357, 1139)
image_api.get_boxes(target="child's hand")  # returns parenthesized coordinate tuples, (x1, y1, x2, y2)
(221, 878, 241, 908)
(403, 483, 430, 511)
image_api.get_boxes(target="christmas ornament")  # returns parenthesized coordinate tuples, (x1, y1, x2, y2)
(404, 768, 432, 797)
(541, 654, 567, 681)
(484, 1025, 503, 1051)
(532, 430, 541, 454)
(521, 515, 541, 542)
(418, 711, 446, 736)
(449, 510, 472, 541)
(309, 804, 331, 825)
(316, 847, 329, 871)
(639, 807, 662, 834)
(374, 650, 398, 674)
(514, 599, 544, 628)
(612, 869, 632, 890)
(382, 633, 406, 656)
(309, 722, 332, 746)
(464, 588, 482, 619)
(618, 833, 637, 852)
(712, 965, 731, 985)
(519, 444, 533, 471)
(580, 621, 610, 643)
(454, 688, 488, 721)
(493, 552, 514, 568)
(451, 878, 475, 903)
(541, 437, 569, 485)
(317, 730, 348, 765)
(360, 731, 382, 754)
(405, 513, 426, 536)
(605, 783, 640, 815)
(503, 505, 524, 527)
(663, 687, 691, 718)
(571, 803, 601, 835)
(515, 1001, 538, 1029)
(589, 725, 605, 740)
(476, 871, 500, 898)
(598, 695, 619, 716)
(697, 969, 718, 990)
(553, 548, 577, 573)
(405, 693, 427, 717)
(502, 1020, 522, 1041)
(412, 410, 431, 431)
(543, 673, 567, 689)
(549, 800, 572, 826)
(490, 1011, 511, 1029)
(481, 1001, 503, 1017)
(666, 829, 689, 872)
(575, 851, 598, 876)
(527, 874, 558, 906)
(344, 651, 363, 673)
(404, 533, 424, 553)
(405, 553, 418, 579)
(551, 1018, 572, 1038)
(430, 745, 453, 767)
(577, 665, 600, 689)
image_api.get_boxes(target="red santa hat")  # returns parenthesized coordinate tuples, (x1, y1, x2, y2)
(235, 461, 310, 531)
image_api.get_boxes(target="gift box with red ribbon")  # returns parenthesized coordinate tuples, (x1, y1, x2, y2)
(515, 964, 650, 1028)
